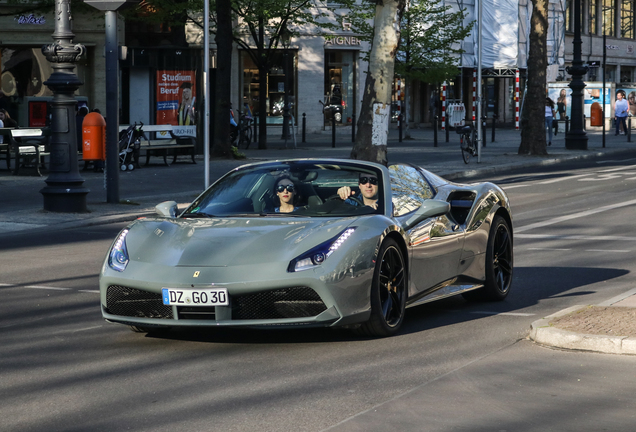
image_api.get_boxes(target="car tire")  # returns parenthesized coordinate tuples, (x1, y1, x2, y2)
(464, 215, 513, 302)
(356, 238, 407, 337)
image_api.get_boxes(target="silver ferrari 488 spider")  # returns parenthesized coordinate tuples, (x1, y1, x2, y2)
(100, 159, 513, 337)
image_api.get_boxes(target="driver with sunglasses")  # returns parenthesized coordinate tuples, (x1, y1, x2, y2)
(337, 174, 379, 210)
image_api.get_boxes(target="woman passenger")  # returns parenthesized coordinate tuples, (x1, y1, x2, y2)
(274, 176, 299, 213)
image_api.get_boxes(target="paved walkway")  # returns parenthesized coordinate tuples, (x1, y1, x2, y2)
(2, 124, 636, 354)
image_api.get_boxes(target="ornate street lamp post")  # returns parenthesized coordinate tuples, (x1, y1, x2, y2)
(565, 0, 588, 150)
(280, 26, 292, 142)
(40, 0, 89, 212)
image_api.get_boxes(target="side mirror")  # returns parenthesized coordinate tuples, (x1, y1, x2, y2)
(155, 201, 178, 218)
(403, 199, 450, 230)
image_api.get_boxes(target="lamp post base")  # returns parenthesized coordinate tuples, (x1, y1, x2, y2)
(565, 130, 589, 150)
(41, 184, 90, 213)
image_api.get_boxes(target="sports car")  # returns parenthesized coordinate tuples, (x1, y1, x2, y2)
(100, 159, 513, 337)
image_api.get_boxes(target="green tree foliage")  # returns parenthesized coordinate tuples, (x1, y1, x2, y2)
(396, 0, 473, 85)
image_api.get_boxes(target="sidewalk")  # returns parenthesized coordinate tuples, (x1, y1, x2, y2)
(2, 124, 636, 355)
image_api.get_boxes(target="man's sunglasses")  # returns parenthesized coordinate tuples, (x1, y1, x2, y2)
(276, 184, 295, 193)
(359, 176, 378, 185)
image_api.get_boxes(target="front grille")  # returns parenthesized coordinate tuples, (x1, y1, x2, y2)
(177, 306, 216, 320)
(106, 285, 173, 319)
(232, 287, 327, 320)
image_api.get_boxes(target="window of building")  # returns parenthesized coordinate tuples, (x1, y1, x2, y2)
(622, 0, 634, 38)
(589, 0, 598, 34)
(603, 0, 615, 36)
(621, 66, 634, 81)
(324, 50, 357, 126)
(241, 50, 296, 124)
(566, 0, 573, 31)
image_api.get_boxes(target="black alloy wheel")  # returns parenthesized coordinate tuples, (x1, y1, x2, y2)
(357, 238, 407, 337)
(483, 215, 513, 300)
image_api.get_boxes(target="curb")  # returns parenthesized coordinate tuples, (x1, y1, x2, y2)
(443, 147, 636, 181)
(529, 305, 636, 355)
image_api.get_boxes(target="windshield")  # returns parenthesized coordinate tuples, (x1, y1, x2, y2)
(182, 161, 384, 217)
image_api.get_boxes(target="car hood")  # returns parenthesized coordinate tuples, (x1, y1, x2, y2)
(125, 216, 357, 267)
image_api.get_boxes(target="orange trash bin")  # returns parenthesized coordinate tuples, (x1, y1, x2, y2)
(82, 112, 106, 160)
(590, 101, 603, 126)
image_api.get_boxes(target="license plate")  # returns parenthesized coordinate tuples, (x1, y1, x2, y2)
(162, 288, 229, 306)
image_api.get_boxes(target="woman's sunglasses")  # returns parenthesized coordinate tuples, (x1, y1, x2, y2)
(359, 176, 378, 185)
(276, 184, 295, 193)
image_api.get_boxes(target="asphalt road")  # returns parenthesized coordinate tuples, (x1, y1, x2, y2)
(2, 158, 636, 431)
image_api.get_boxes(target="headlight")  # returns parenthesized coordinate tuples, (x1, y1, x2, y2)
(108, 229, 130, 272)
(288, 228, 356, 272)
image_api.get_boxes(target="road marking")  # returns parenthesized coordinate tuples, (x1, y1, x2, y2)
(71, 325, 103, 333)
(470, 311, 536, 317)
(584, 249, 631, 253)
(517, 234, 636, 241)
(503, 184, 530, 190)
(23, 285, 72, 291)
(579, 174, 623, 181)
(2, 284, 100, 293)
(527, 247, 572, 251)
(538, 174, 590, 184)
(598, 165, 636, 172)
(515, 197, 636, 233)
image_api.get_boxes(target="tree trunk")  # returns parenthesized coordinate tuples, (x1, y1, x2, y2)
(518, 0, 549, 155)
(351, 0, 405, 165)
(212, 0, 233, 158)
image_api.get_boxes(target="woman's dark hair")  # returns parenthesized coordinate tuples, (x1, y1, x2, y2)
(546, 97, 554, 107)
(273, 175, 300, 207)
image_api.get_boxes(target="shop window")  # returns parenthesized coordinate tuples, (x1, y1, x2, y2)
(324, 51, 356, 126)
(1, 46, 88, 126)
(241, 51, 296, 125)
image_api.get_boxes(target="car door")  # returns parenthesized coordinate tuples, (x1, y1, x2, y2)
(388, 164, 465, 296)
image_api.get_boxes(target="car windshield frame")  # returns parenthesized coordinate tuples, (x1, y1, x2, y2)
(181, 161, 385, 218)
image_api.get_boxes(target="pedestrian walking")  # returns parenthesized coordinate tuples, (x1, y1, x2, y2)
(545, 97, 556, 146)
(615, 91, 629, 135)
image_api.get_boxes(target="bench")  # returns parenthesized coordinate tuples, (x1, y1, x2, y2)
(0, 127, 51, 176)
(119, 124, 196, 166)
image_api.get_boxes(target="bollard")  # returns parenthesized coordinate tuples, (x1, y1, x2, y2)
(331, 115, 336, 148)
(445, 116, 449, 143)
(398, 114, 403, 142)
(433, 115, 438, 147)
(481, 116, 487, 148)
(492, 114, 498, 143)
(302, 113, 306, 143)
(254, 115, 258, 143)
(565, 116, 569, 134)
(351, 114, 356, 142)
(629, 116, 632, 142)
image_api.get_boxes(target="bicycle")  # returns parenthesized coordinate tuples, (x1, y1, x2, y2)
(456, 124, 477, 164)
(231, 111, 253, 149)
